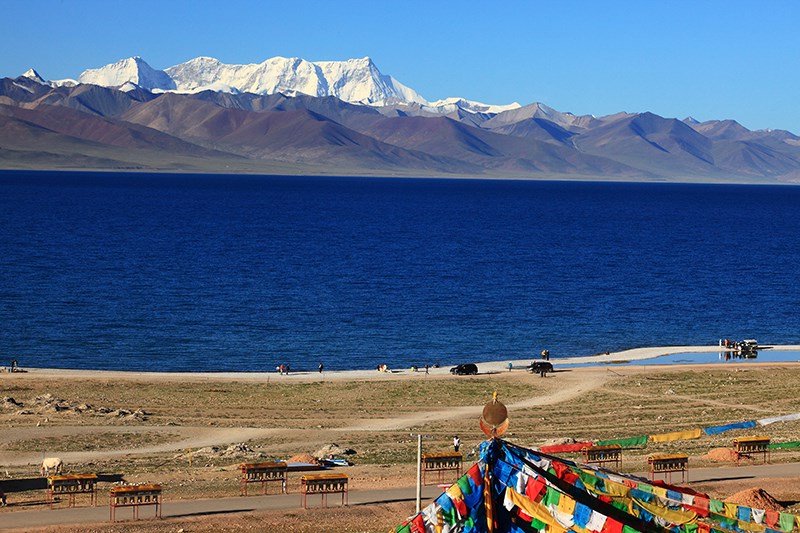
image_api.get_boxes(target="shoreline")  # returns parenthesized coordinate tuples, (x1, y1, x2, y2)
(9, 344, 800, 383)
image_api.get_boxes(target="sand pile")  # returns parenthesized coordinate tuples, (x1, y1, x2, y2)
(725, 488, 783, 511)
(288, 453, 320, 465)
(704, 447, 737, 462)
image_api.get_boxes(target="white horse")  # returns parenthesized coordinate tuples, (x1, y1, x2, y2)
(40, 457, 63, 476)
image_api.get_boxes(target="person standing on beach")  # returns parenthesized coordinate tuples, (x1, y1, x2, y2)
(453, 435, 461, 452)
(319, 362, 324, 373)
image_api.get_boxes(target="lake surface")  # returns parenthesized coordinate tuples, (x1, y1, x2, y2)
(561, 349, 800, 368)
(1, 171, 799, 372)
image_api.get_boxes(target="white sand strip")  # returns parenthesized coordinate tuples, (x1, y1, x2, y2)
(6, 344, 800, 383)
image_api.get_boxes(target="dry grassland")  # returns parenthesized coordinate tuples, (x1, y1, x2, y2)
(3, 363, 800, 532)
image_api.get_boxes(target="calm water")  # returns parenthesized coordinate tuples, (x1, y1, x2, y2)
(1, 171, 800, 372)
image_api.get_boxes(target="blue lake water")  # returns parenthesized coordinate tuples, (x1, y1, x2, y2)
(559, 350, 800, 368)
(1, 171, 800, 372)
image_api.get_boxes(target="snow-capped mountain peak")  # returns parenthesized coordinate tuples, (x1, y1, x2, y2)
(163, 55, 427, 105)
(51, 55, 518, 114)
(79, 56, 176, 91)
(425, 97, 522, 115)
(21, 68, 46, 84)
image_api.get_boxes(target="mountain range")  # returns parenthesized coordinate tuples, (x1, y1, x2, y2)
(2, 55, 799, 183)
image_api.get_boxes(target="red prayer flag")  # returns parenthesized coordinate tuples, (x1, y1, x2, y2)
(766, 509, 780, 528)
(409, 513, 426, 533)
(467, 463, 483, 488)
(526, 477, 546, 501)
(600, 517, 624, 533)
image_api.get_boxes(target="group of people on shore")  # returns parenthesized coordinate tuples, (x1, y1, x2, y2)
(277, 362, 327, 374)
(410, 363, 440, 374)
(719, 339, 742, 350)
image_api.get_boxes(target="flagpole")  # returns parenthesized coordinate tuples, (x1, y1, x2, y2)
(416, 433, 422, 514)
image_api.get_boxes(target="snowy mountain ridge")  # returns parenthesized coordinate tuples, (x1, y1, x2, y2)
(29, 55, 520, 115)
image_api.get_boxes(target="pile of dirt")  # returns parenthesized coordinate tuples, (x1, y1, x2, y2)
(725, 488, 784, 511)
(287, 453, 320, 465)
(186, 443, 264, 460)
(4, 393, 148, 420)
(704, 447, 737, 462)
(2, 397, 22, 408)
(314, 443, 357, 459)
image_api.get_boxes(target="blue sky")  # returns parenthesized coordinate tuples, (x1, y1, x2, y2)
(2, 0, 799, 133)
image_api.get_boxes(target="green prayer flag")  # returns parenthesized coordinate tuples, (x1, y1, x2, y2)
(395, 524, 411, 533)
(457, 476, 472, 496)
(542, 486, 561, 507)
(779, 512, 795, 532)
(531, 518, 546, 531)
(611, 500, 629, 512)
(769, 441, 800, 449)
(442, 506, 458, 525)
(623, 526, 640, 533)
(683, 524, 698, 533)
(636, 484, 653, 494)
(597, 435, 649, 448)
(709, 499, 725, 513)
(579, 471, 598, 489)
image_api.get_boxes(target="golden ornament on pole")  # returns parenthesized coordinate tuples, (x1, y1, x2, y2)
(480, 391, 509, 437)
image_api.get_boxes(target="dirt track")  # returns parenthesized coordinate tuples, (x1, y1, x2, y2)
(0, 368, 611, 465)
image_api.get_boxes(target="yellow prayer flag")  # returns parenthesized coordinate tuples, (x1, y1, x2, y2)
(505, 488, 566, 533)
(735, 519, 766, 532)
(557, 494, 576, 515)
(635, 497, 698, 525)
(652, 486, 668, 499)
(649, 428, 703, 443)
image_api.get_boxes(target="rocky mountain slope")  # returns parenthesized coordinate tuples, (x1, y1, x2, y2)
(2, 56, 799, 182)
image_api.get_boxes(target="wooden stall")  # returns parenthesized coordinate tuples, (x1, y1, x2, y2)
(647, 454, 689, 483)
(581, 444, 622, 469)
(239, 461, 288, 496)
(732, 436, 770, 464)
(422, 452, 463, 485)
(48, 474, 98, 509)
(109, 484, 162, 522)
(299, 473, 348, 509)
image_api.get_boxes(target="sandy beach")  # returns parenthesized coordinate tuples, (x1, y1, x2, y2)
(12, 344, 800, 382)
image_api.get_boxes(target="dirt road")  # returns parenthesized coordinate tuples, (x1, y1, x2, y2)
(0, 369, 613, 466)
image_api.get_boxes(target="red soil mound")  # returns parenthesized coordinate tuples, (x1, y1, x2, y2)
(725, 488, 784, 511)
(287, 453, 320, 465)
(704, 447, 737, 462)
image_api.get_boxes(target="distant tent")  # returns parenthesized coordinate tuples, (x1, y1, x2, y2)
(393, 437, 798, 533)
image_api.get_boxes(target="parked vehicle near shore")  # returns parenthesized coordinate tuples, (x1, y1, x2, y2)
(450, 363, 478, 375)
